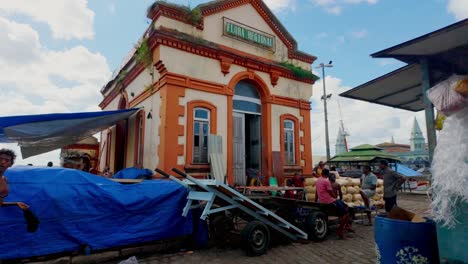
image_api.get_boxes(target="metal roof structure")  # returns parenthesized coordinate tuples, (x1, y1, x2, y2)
(328, 144, 399, 163)
(340, 18, 468, 112)
(339, 18, 468, 162)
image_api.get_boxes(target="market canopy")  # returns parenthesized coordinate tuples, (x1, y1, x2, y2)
(0, 109, 138, 158)
(340, 18, 468, 112)
(328, 144, 400, 163)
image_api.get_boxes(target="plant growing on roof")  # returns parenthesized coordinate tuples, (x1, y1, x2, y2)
(115, 70, 128, 85)
(280, 62, 320, 81)
(135, 37, 156, 91)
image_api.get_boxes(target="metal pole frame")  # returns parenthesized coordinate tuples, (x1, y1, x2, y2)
(322, 66, 331, 160)
(420, 58, 437, 164)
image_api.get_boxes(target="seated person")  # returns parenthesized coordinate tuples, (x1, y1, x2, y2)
(329, 173, 343, 200)
(360, 165, 377, 225)
(284, 173, 305, 199)
(315, 169, 353, 238)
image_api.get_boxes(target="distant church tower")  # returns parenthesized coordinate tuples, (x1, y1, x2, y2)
(410, 118, 425, 152)
(335, 126, 347, 155)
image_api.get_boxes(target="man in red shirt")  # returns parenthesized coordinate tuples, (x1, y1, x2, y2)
(315, 169, 352, 239)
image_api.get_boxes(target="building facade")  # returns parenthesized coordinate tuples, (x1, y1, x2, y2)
(98, 0, 317, 185)
(377, 118, 429, 169)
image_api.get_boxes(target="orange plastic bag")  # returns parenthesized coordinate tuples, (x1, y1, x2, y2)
(454, 78, 468, 96)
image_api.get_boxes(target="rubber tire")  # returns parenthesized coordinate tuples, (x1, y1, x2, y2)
(241, 221, 271, 256)
(305, 211, 328, 242)
(210, 215, 234, 247)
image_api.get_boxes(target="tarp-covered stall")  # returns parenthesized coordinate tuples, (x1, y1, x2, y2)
(0, 166, 198, 260)
(0, 109, 138, 158)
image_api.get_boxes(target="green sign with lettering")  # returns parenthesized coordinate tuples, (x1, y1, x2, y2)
(225, 21, 274, 48)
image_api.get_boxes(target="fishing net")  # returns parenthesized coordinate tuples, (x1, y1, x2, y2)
(430, 105, 468, 228)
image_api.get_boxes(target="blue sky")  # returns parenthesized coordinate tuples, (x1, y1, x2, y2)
(0, 0, 466, 165)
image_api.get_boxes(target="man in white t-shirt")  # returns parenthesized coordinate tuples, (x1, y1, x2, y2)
(360, 165, 377, 224)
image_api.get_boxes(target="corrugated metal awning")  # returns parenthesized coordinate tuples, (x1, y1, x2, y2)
(340, 64, 447, 112)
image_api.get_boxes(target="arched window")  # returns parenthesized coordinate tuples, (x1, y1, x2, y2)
(186, 101, 217, 167)
(193, 108, 210, 164)
(280, 114, 300, 166)
(284, 120, 295, 165)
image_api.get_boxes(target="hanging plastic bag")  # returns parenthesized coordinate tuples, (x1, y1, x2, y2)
(426, 75, 467, 116)
(454, 78, 468, 96)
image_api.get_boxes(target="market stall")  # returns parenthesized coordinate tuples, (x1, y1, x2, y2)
(339, 18, 468, 263)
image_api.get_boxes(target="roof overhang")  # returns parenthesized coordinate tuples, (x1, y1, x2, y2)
(340, 64, 446, 111)
(341, 19, 468, 112)
(372, 19, 468, 61)
(0, 109, 139, 158)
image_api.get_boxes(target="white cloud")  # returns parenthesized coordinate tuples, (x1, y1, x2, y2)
(377, 58, 399, 67)
(262, 0, 296, 12)
(326, 6, 343, 15)
(447, 0, 468, 20)
(0, 16, 111, 165)
(350, 28, 368, 39)
(343, 0, 378, 4)
(311, 75, 426, 156)
(311, 0, 378, 15)
(0, 0, 95, 40)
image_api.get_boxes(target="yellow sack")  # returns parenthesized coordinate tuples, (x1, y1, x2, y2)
(305, 186, 316, 193)
(347, 186, 358, 194)
(341, 186, 347, 195)
(377, 179, 384, 187)
(306, 193, 316, 201)
(305, 178, 317, 186)
(455, 78, 468, 96)
(435, 111, 446, 131)
(353, 194, 363, 202)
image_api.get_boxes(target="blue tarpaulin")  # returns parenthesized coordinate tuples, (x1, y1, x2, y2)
(0, 166, 196, 260)
(113, 167, 154, 180)
(395, 163, 423, 177)
(0, 109, 138, 158)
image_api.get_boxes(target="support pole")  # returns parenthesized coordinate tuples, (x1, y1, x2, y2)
(322, 66, 331, 161)
(420, 58, 437, 164)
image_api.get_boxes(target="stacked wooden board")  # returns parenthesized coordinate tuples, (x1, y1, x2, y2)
(304, 174, 384, 208)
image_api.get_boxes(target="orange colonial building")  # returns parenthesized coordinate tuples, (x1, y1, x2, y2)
(98, 0, 317, 185)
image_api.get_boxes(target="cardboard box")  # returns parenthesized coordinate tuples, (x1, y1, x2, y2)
(388, 206, 426, 223)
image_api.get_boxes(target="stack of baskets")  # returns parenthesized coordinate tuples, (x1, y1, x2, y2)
(304, 174, 385, 208)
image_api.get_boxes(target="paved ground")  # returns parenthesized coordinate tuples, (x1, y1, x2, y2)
(121, 193, 432, 264)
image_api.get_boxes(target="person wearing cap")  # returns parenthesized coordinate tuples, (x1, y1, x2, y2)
(313, 161, 326, 177)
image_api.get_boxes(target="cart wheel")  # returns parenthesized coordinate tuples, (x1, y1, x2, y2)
(305, 211, 328, 242)
(211, 215, 234, 247)
(241, 221, 270, 256)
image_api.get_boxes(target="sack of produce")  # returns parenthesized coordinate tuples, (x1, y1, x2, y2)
(377, 179, 383, 187)
(347, 186, 358, 194)
(353, 194, 363, 202)
(371, 194, 381, 201)
(344, 194, 353, 202)
(341, 186, 347, 195)
(376, 187, 384, 194)
(305, 177, 317, 186)
(306, 193, 316, 201)
(305, 186, 316, 193)
(336, 179, 348, 186)
(351, 178, 361, 186)
(454, 78, 468, 96)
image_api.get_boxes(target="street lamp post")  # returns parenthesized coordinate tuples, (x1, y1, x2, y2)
(316, 61, 333, 160)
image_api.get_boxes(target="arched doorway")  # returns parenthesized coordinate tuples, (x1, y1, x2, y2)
(114, 96, 128, 172)
(232, 80, 262, 186)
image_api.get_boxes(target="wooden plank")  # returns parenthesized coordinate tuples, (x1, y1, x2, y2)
(272, 151, 284, 186)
